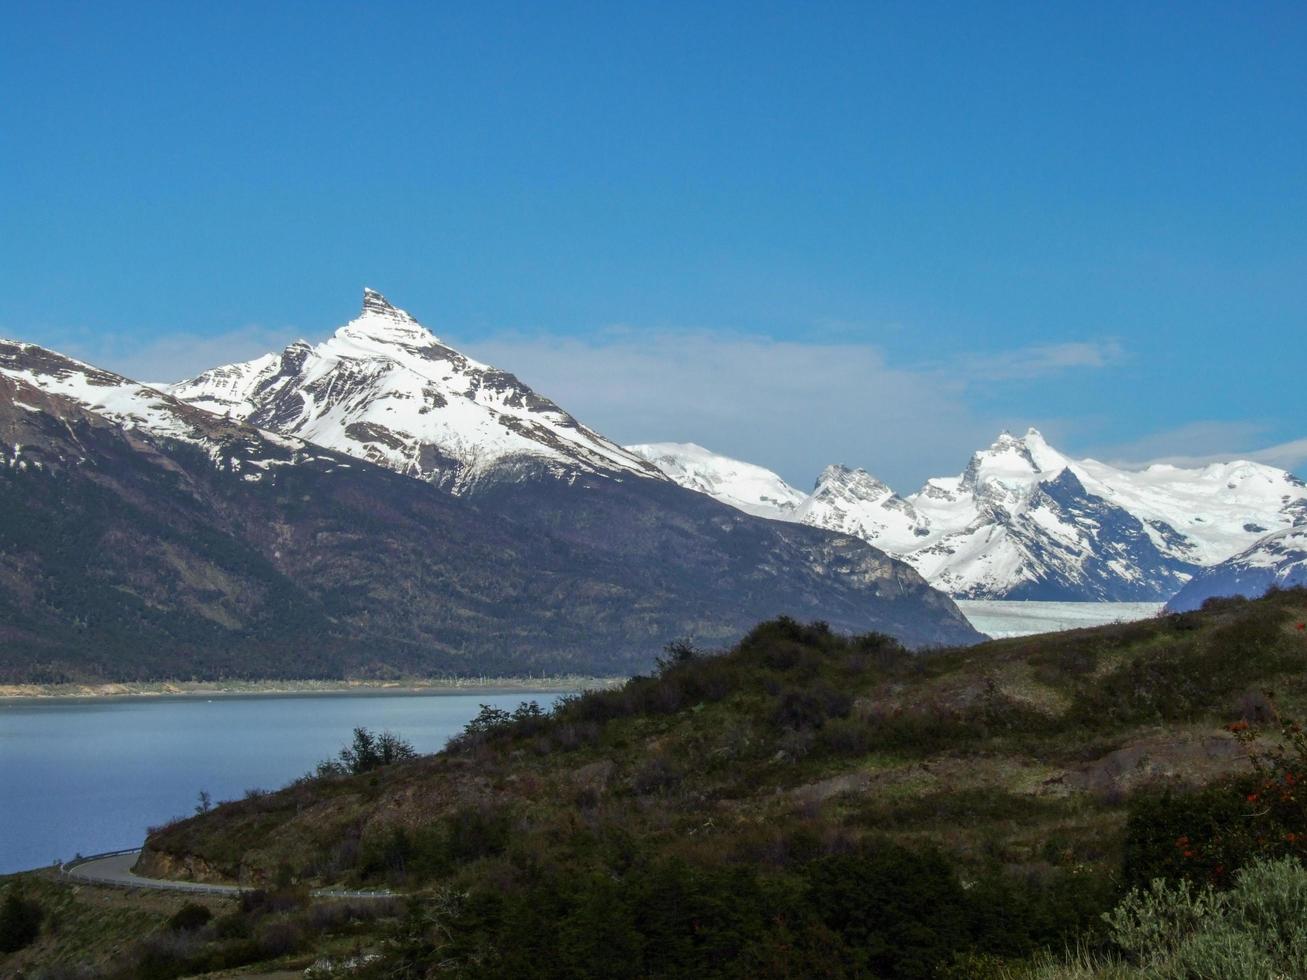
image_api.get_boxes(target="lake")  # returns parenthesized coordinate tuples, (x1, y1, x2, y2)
(0, 690, 566, 875)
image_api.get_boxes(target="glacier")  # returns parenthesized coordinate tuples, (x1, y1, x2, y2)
(956, 600, 1165, 639)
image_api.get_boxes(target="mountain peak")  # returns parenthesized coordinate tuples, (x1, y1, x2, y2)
(361, 287, 400, 317)
(626, 442, 806, 519)
(961, 426, 1070, 495)
(336, 288, 437, 347)
(813, 464, 894, 498)
(358, 287, 418, 326)
(990, 427, 1048, 448)
(165, 289, 663, 493)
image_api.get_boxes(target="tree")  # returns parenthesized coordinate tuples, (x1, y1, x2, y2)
(0, 888, 43, 953)
(318, 727, 418, 776)
(462, 704, 512, 738)
(194, 789, 212, 814)
(166, 902, 213, 932)
(655, 638, 699, 674)
(375, 730, 418, 767)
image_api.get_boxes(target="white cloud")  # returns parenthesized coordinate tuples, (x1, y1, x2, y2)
(457, 328, 1122, 490)
(1242, 439, 1307, 471)
(962, 340, 1125, 381)
(1092, 422, 1307, 473)
(57, 325, 304, 385)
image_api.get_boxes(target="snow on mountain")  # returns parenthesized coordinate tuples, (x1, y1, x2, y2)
(635, 429, 1307, 601)
(796, 464, 930, 551)
(169, 289, 666, 492)
(0, 340, 212, 446)
(884, 431, 1194, 598)
(1166, 525, 1307, 612)
(1072, 457, 1307, 566)
(0, 338, 341, 481)
(21, 284, 1298, 608)
(626, 442, 808, 520)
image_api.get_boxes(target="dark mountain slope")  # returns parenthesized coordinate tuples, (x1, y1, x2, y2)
(472, 472, 970, 645)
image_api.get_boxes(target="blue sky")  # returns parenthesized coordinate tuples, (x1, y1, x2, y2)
(2, 1, 1304, 489)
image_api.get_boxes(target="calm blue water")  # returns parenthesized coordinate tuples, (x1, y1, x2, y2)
(0, 691, 566, 875)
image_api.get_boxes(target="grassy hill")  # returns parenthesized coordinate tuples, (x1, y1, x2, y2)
(11, 589, 1307, 977)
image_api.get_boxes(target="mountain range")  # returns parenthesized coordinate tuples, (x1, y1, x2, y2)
(167, 290, 1307, 608)
(5, 286, 1298, 686)
(0, 293, 978, 683)
(631, 430, 1307, 601)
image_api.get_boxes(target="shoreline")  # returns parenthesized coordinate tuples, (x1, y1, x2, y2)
(0, 675, 626, 704)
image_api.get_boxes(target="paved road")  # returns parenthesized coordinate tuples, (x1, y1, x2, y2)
(64, 850, 244, 894)
(62, 849, 393, 899)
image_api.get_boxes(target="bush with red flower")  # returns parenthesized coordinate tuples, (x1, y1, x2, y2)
(1123, 699, 1307, 890)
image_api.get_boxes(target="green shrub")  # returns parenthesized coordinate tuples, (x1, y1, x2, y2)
(368, 837, 1113, 978)
(542, 617, 902, 740)
(1068, 602, 1301, 731)
(814, 716, 874, 756)
(1104, 856, 1307, 978)
(256, 918, 307, 958)
(1104, 875, 1228, 961)
(212, 910, 252, 940)
(359, 804, 514, 883)
(771, 687, 847, 731)
(166, 901, 213, 932)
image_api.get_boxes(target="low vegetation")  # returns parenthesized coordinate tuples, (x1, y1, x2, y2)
(0, 870, 404, 979)
(9, 588, 1307, 977)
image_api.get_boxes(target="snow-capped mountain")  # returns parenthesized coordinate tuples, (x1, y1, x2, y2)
(169, 289, 665, 492)
(627, 442, 808, 519)
(632, 430, 1307, 601)
(0, 338, 324, 479)
(2, 340, 235, 448)
(157, 289, 980, 645)
(795, 464, 929, 550)
(0, 329, 982, 683)
(1166, 526, 1307, 612)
